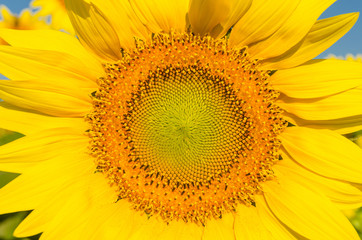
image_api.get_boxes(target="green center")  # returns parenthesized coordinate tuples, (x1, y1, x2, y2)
(124, 66, 249, 184)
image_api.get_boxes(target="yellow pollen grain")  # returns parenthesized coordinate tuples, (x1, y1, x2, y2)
(87, 32, 286, 225)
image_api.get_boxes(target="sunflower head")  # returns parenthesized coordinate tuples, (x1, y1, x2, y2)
(31, 0, 75, 35)
(0, 5, 50, 44)
(0, 5, 49, 30)
(86, 32, 287, 224)
(0, 0, 361, 239)
(328, 53, 362, 62)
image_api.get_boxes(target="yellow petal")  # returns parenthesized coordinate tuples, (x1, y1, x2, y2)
(15, 167, 114, 239)
(31, 0, 74, 35)
(0, 78, 94, 101)
(61, 223, 89, 240)
(14, 181, 88, 238)
(229, 0, 300, 48)
(0, 102, 87, 135)
(0, 29, 102, 76)
(65, 0, 122, 61)
(188, 0, 228, 36)
(0, 45, 98, 82)
(12, 9, 51, 31)
(262, 12, 359, 69)
(281, 127, 362, 184)
(210, 0, 252, 38)
(156, 221, 203, 240)
(128, 219, 169, 240)
(282, 111, 362, 135)
(127, 217, 203, 240)
(278, 87, 362, 120)
(263, 170, 359, 240)
(249, 0, 336, 59)
(277, 155, 362, 209)
(68, 173, 129, 240)
(0, 163, 38, 174)
(235, 199, 296, 240)
(0, 80, 91, 117)
(0, 128, 87, 173)
(0, 6, 15, 29)
(0, 5, 18, 32)
(32, 183, 93, 240)
(255, 195, 297, 240)
(271, 59, 362, 98)
(130, 0, 189, 33)
(39, 202, 91, 240)
(14, 202, 55, 237)
(188, 0, 252, 38)
(203, 213, 234, 240)
(235, 204, 271, 239)
(82, 201, 148, 240)
(90, 0, 149, 42)
(0, 150, 92, 214)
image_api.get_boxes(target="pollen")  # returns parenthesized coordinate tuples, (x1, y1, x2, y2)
(87, 33, 287, 225)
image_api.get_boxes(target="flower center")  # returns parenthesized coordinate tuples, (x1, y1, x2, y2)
(87, 33, 286, 225)
(124, 65, 250, 185)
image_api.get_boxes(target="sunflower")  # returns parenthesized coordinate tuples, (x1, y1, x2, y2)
(0, 5, 50, 44)
(31, 0, 75, 35)
(328, 53, 362, 62)
(0, 0, 362, 239)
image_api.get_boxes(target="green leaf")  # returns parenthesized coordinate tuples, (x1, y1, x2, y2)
(0, 212, 27, 240)
(0, 129, 24, 146)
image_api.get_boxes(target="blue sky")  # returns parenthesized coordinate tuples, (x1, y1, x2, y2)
(0, 0, 361, 58)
